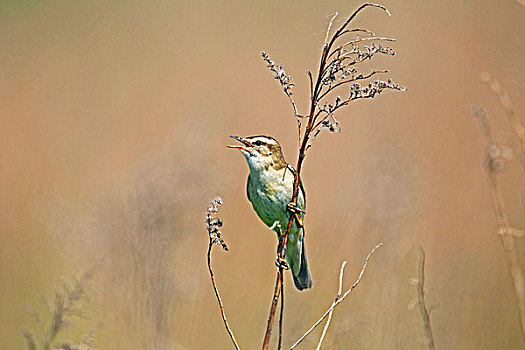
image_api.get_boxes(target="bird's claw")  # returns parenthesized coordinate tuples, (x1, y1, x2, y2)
(287, 203, 305, 227)
(275, 256, 289, 270)
(287, 202, 305, 214)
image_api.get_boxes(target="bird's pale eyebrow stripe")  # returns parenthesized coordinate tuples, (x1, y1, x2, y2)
(255, 137, 275, 145)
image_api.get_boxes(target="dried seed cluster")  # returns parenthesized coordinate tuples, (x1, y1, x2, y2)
(262, 52, 295, 97)
(206, 197, 227, 251)
(262, 14, 406, 146)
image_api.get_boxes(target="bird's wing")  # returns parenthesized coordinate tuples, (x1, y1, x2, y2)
(246, 173, 252, 203)
(286, 164, 306, 211)
(299, 177, 306, 211)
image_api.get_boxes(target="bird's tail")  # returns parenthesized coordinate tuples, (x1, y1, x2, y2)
(292, 241, 313, 291)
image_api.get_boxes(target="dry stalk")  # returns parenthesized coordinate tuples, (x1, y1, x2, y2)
(470, 103, 525, 341)
(315, 260, 347, 349)
(289, 243, 383, 349)
(486, 143, 525, 341)
(415, 249, 436, 350)
(480, 71, 525, 170)
(205, 197, 240, 350)
(278, 275, 284, 350)
(261, 3, 404, 348)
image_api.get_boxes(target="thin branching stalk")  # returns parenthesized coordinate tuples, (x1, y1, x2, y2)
(480, 72, 525, 147)
(261, 3, 403, 347)
(261, 52, 299, 119)
(207, 244, 240, 350)
(289, 243, 383, 349)
(470, 103, 525, 341)
(417, 249, 436, 350)
(487, 147, 525, 341)
(315, 260, 347, 349)
(316, 69, 389, 102)
(480, 71, 525, 170)
(205, 197, 240, 350)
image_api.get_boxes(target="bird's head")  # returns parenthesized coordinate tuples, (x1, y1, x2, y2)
(228, 135, 287, 171)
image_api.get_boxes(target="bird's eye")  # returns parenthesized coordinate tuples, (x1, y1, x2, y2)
(253, 140, 262, 146)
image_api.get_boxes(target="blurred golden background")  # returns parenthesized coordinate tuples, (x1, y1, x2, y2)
(1, 0, 524, 349)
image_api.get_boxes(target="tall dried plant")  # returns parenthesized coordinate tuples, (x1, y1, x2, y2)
(206, 3, 406, 349)
(470, 85, 525, 342)
(260, 4, 405, 348)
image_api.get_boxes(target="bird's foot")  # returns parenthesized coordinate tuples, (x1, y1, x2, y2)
(269, 221, 282, 233)
(275, 256, 289, 270)
(287, 203, 305, 227)
(287, 202, 305, 214)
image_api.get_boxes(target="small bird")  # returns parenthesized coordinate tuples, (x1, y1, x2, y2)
(228, 135, 313, 290)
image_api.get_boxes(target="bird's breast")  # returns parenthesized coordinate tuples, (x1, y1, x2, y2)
(247, 167, 304, 232)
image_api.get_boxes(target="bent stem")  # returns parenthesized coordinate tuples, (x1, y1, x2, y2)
(289, 243, 383, 349)
(205, 197, 240, 350)
(315, 260, 347, 349)
(207, 242, 240, 350)
(417, 249, 436, 350)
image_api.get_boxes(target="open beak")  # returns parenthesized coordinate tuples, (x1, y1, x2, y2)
(227, 135, 251, 150)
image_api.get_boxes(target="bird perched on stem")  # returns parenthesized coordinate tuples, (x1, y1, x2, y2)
(228, 135, 313, 290)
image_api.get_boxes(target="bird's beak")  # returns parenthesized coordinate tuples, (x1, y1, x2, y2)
(227, 135, 251, 151)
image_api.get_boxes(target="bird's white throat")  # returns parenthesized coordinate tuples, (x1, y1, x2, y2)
(241, 149, 274, 172)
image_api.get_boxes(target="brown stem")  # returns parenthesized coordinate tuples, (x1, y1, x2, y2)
(261, 5, 392, 348)
(207, 242, 240, 350)
(287, 93, 300, 119)
(278, 274, 284, 349)
(262, 270, 284, 348)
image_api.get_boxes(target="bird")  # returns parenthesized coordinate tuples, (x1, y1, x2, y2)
(228, 135, 313, 290)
